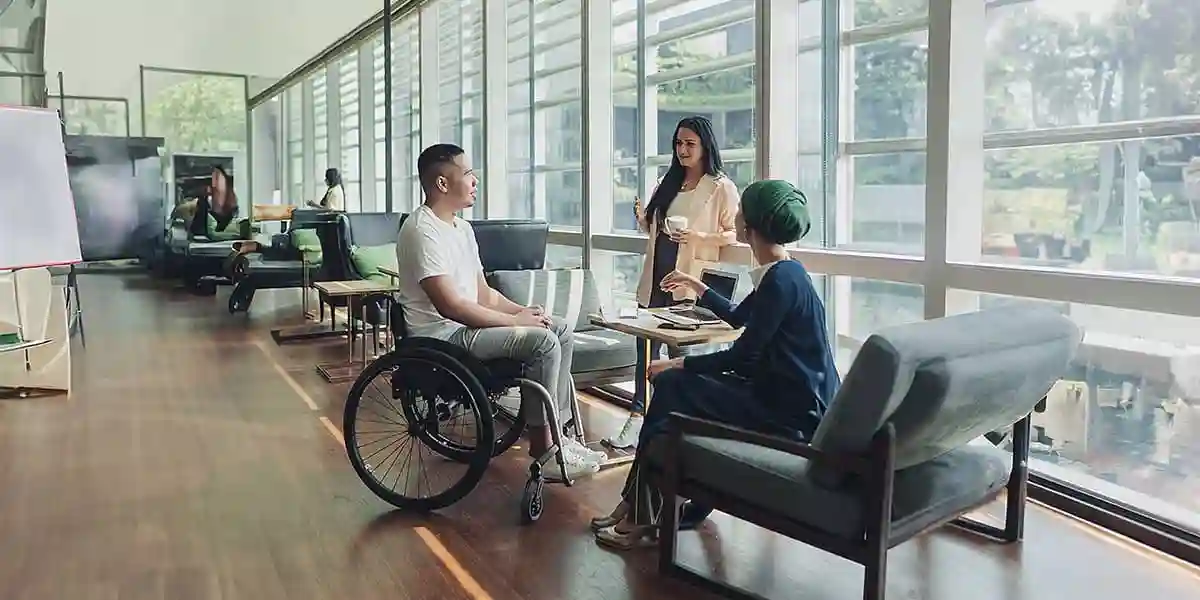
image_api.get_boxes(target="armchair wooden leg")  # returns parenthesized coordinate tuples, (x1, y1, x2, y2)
(952, 411, 1032, 543)
(862, 424, 895, 600)
(863, 550, 887, 600)
(658, 431, 682, 576)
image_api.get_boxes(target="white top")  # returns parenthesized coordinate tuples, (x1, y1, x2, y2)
(662, 177, 716, 230)
(396, 204, 483, 339)
(323, 185, 345, 211)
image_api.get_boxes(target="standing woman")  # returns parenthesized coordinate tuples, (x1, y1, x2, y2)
(308, 168, 346, 211)
(603, 116, 739, 449)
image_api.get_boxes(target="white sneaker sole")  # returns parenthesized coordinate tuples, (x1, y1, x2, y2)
(542, 460, 600, 483)
(601, 437, 637, 451)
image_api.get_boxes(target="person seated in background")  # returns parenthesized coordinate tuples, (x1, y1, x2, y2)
(308, 168, 345, 211)
(395, 143, 606, 482)
(590, 179, 841, 550)
(189, 166, 240, 238)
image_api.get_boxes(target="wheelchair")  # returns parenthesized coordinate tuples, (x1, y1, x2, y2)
(343, 326, 586, 524)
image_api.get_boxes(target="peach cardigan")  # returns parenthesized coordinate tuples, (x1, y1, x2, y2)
(636, 173, 740, 307)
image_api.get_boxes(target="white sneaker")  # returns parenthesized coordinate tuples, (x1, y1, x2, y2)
(540, 453, 600, 483)
(603, 414, 643, 450)
(563, 437, 607, 464)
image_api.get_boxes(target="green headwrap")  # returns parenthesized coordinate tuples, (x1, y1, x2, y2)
(740, 179, 812, 244)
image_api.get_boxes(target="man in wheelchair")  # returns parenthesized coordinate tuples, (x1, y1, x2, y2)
(395, 144, 606, 482)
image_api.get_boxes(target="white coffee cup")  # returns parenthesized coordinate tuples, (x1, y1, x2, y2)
(665, 215, 688, 234)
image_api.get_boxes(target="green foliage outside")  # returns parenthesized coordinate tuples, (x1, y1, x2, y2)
(621, 0, 1200, 246)
(144, 75, 247, 154)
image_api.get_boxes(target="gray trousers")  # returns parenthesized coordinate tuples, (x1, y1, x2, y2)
(444, 316, 575, 428)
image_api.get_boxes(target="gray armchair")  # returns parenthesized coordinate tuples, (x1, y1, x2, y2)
(652, 306, 1083, 600)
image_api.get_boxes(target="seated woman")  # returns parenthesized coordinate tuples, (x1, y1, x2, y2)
(590, 179, 841, 550)
(189, 166, 240, 238)
(308, 168, 346, 211)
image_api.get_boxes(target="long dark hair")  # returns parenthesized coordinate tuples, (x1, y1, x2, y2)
(211, 165, 238, 215)
(644, 116, 724, 225)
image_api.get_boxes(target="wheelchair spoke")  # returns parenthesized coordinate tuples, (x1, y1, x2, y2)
(348, 359, 485, 505)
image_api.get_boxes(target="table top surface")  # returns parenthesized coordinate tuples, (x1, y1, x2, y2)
(588, 310, 740, 347)
(313, 280, 399, 296)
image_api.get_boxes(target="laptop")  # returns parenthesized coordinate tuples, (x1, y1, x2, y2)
(654, 268, 740, 326)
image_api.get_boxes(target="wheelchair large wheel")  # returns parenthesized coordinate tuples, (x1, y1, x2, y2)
(344, 346, 495, 512)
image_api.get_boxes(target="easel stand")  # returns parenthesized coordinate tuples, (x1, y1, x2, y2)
(0, 105, 83, 398)
(0, 268, 72, 398)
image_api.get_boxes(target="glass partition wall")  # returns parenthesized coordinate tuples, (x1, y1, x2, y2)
(250, 0, 1200, 562)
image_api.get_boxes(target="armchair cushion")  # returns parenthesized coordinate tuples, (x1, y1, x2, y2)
(350, 243, 398, 284)
(487, 268, 603, 332)
(571, 329, 638, 374)
(648, 434, 1010, 540)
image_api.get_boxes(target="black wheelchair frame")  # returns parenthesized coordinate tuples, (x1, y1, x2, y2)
(343, 334, 586, 524)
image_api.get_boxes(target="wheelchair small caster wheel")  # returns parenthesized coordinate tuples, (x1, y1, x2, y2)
(520, 475, 544, 524)
(228, 294, 249, 314)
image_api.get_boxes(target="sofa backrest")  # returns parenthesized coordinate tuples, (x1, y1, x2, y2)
(811, 307, 1082, 473)
(487, 268, 602, 332)
(471, 219, 548, 272)
(345, 212, 403, 248)
(395, 214, 548, 273)
(290, 208, 339, 230)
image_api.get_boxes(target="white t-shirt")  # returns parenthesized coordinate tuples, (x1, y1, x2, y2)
(323, 185, 345, 211)
(396, 204, 482, 339)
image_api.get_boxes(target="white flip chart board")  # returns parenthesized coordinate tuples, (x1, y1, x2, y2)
(0, 105, 82, 271)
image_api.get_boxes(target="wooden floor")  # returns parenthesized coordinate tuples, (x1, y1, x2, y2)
(1, 272, 1199, 600)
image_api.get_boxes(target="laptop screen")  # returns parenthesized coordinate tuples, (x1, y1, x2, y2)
(700, 269, 739, 301)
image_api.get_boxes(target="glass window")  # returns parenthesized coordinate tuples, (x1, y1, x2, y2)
(286, 87, 304, 204)
(948, 290, 1200, 534)
(312, 69, 329, 183)
(391, 13, 422, 213)
(546, 244, 584, 269)
(505, 0, 584, 226)
(144, 72, 248, 154)
(435, 0, 485, 216)
(837, 11, 929, 256)
(50, 98, 128, 136)
(372, 37, 388, 209)
(339, 53, 362, 212)
(851, 0, 927, 29)
(606, 0, 757, 233)
(971, 1, 1200, 283)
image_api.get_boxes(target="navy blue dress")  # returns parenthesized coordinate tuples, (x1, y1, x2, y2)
(621, 259, 840, 525)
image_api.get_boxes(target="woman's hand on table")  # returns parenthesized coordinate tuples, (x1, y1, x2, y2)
(660, 270, 707, 296)
(648, 358, 684, 379)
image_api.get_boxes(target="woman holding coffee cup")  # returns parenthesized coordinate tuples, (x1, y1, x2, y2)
(602, 116, 739, 450)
